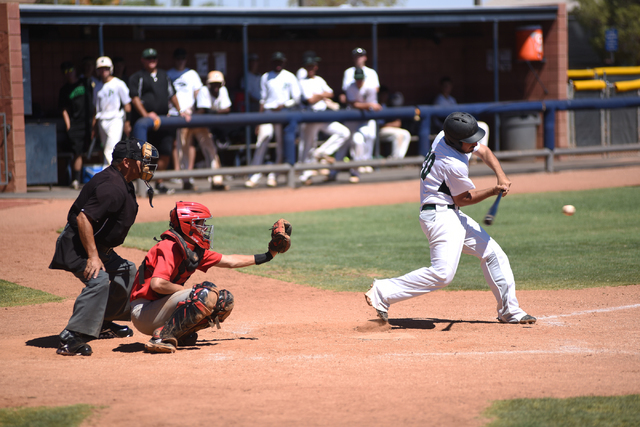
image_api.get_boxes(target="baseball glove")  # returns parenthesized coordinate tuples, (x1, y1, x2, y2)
(268, 218, 292, 253)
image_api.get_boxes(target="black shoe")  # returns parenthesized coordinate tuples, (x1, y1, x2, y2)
(177, 332, 198, 347)
(183, 180, 198, 191)
(57, 329, 92, 356)
(99, 321, 134, 339)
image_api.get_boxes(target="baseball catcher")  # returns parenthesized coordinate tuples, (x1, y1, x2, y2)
(129, 201, 291, 353)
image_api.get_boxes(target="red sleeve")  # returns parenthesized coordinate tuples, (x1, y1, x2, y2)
(198, 249, 222, 272)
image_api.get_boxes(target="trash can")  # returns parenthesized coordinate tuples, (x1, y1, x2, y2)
(500, 112, 541, 160)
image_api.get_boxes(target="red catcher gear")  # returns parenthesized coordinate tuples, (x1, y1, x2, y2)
(169, 202, 213, 250)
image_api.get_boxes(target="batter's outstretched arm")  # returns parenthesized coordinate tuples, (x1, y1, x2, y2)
(453, 185, 505, 207)
(474, 144, 511, 195)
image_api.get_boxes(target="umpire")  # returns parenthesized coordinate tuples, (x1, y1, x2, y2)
(50, 137, 159, 356)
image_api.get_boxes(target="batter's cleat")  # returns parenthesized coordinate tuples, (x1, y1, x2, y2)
(144, 337, 176, 354)
(519, 314, 537, 324)
(99, 321, 134, 339)
(364, 288, 389, 323)
(177, 333, 198, 347)
(57, 329, 92, 356)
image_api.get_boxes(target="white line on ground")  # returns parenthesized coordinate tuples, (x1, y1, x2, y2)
(538, 304, 640, 320)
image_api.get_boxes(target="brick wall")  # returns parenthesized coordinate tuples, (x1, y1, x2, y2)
(0, 2, 26, 193)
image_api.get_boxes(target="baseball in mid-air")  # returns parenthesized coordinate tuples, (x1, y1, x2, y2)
(562, 205, 576, 216)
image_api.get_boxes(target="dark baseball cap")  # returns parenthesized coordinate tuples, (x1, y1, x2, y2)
(112, 138, 151, 162)
(303, 56, 321, 66)
(142, 48, 158, 59)
(271, 51, 287, 62)
(173, 48, 187, 59)
(60, 61, 75, 73)
(354, 67, 365, 80)
(352, 47, 367, 56)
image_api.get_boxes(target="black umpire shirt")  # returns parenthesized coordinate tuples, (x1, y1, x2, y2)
(49, 166, 139, 272)
(128, 69, 176, 125)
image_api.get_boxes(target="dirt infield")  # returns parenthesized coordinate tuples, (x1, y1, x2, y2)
(1, 167, 640, 426)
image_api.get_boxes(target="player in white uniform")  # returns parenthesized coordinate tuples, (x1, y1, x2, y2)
(167, 48, 203, 190)
(365, 112, 536, 325)
(298, 56, 350, 185)
(192, 70, 232, 190)
(245, 52, 301, 188)
(342, 47, 380, 93)
(93, 56, 132, 167)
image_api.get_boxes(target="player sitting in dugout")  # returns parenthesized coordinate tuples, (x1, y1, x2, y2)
(129, 201, 291, 353)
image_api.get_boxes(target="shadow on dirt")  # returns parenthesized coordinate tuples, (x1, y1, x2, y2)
(390, 318, 496, 331)
(26, 335, 59, 349)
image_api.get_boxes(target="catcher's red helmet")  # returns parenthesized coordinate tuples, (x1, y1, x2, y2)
(169, 201, 213, 250)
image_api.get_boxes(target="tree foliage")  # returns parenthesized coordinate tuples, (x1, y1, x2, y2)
(288, 0, 402, 6)
(573, 0, 640, 66)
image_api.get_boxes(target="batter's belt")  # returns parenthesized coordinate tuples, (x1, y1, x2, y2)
(421, 204, 457, 211)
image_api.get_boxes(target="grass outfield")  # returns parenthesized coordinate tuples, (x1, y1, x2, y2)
(0, 404, 95, 427)
(483, 395, 640, 427)
(0, 279, 64, 307)
(125, 186, 639, 292)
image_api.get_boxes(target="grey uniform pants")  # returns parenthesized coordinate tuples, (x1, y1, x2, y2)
(65, 250, 137, 338)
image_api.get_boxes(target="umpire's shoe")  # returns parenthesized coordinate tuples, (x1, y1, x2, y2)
(99, 321, 134, 339)
(57, 329, 92, 356)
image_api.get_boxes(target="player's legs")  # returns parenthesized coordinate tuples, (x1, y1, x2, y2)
(458, 211, 528, 323)
(367, 208, 465, 313)
(130, 288, 192, 336)
(361, 119, 377, 160)
(246, 123, 274, 185)
(350, 129, 366, 161)
(315, 121, 350, 158)
(301, 122, 322, 163)
(380, 127, 411, 159)
(99, 117, 124, 167)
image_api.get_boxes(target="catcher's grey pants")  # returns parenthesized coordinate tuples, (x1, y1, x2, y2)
(130, 289, 191, 336)
(65, 251, 136, 338)
(368, 207, 528, 323)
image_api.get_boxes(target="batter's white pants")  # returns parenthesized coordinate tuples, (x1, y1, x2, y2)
(131, 288, 192, 336)
(379, 126, 411, 159)
(247, 123, 283, 184)
(367, 206, 528, 323)
(98, 117, 125, 167)
(176, 127, 224, 185)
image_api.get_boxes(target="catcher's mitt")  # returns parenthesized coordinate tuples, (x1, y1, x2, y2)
(269, 218, 292, 253)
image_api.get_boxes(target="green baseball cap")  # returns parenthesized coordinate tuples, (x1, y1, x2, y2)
(142, 48, 158, 59)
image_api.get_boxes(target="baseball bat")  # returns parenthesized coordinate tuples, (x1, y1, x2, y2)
(483, 191, 503, 226)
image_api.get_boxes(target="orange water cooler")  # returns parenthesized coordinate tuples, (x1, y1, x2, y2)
(516, 26, 544, 61)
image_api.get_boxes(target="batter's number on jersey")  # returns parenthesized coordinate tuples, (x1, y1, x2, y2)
(420, 151, 435, 180)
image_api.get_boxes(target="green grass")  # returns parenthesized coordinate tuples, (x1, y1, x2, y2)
(483, 395, 640, 427)
(0, 279, 64, 307)
(124, 186, 640, 292)
(0, 404, 96, 427)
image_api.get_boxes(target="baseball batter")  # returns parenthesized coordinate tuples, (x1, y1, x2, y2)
(365, 112, 536, 325)
(130, 202, 291, 353)
(93, 56, 132, 167)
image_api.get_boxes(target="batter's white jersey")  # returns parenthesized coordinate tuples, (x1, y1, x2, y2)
(167, 68, 203, 114)
(342, 65, 380, 92)
(196, 86, 232, 112)
(420, 132, 479, 206)
(299, 75, 333, 112)
(260, 69, 302, 110)
(93, 77, 131, 120)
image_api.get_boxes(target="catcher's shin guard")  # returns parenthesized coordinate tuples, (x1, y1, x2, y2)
(175, 289, 235, 345)
(158, 282, 220, 347)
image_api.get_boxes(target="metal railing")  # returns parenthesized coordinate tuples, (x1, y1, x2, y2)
(132, 97, 640, 192)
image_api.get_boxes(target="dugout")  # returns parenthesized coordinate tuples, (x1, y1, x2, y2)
(2, 3, 568, 193)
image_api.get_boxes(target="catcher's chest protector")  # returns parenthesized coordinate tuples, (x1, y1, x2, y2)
(161, 230, 205, 284)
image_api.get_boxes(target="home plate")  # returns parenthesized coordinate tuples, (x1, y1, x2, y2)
(355, 332, 417, 340)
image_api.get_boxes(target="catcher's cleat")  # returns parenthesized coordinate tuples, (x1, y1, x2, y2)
(57, 330, 92, 356)
(144, 337, 176, 354)
(177, 333, 198, 347)
(99, 321, 134, 339)
(519, 314, 537, 324)
(364, 287, 389, 323)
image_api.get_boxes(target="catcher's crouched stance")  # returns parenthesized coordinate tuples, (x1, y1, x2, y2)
(129, 201, 291, 353)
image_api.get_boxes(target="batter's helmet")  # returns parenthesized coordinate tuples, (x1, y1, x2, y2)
(96, 56, 113, 75)
(443, 112, 485, 153)
(169, 202, 213, 250)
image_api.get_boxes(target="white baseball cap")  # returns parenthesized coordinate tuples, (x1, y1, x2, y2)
(206, 70, 225, 85)
(96, 56, 113, 72)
